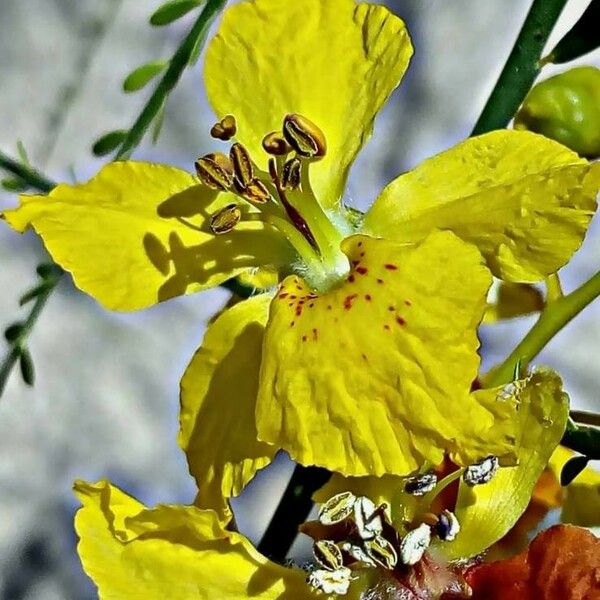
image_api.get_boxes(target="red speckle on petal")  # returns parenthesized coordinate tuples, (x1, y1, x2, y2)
(309, 303, 315, 308)
(360, 252, 365, 258)
(385, 264, 398, 270)
(343, 294, 359, 310)
(352, 260, 360, 267)
(357, 241, 363, 247)
(348, 274, 355, 283)
(377, 278, 384, 284)
(302, 335, 307, 342)
(362, 353, 368, 361)
(405, 300, 412, 306)
(365, 294, 372, 301)
(388, 306, 395, 312)
(396, 316, 406, 326)
(327, 305, 332, 310)
(312, 328, 318, 340)
(384, 324, 391, 331)
(290, 321, 295, 327)
(356, 266, 368, 275)
(290, 295, 297, 300)
(279, 293, 288, 299)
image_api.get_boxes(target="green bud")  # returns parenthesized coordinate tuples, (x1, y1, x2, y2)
(514, 67, 600, 158)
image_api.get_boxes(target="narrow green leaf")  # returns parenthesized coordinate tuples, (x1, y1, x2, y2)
(151, 101, 167, 144)
(16, 140, 30, 166)
(1, 178, 28, 192)
(123, 60, 169, 93)
(547, 0, 600, 64)
(19, 349, 35, 386)
(92, 130, 127, 157)
(4, 323, 24, 343)
(149, 0, 202, 26)
(19, 282, 49, 306)
(188, 29, 205, 66)
(36, 263, 63, 281)
(560, 454, 589, 486)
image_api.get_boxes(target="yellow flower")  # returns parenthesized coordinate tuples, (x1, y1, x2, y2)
(4, 0, 599, 512)
(73, 369, 570, 599)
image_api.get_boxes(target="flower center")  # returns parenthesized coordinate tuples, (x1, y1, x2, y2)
(195, 113, 350, 290)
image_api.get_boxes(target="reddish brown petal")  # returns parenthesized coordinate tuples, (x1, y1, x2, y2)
(465, 525, 600, 599)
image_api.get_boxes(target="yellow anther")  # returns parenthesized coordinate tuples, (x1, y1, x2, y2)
(210, 114, 237, 141)
(363, 534, 398, 570)
(230, 143, 254, 186)
(241, 178, 271, 204)
(282, 157, 301, 190)
(283, 113, 327, 159)
(262, 131, 292, 156)
(210, 203, 241, 234)
(313, 540, 344, 571)
(195, 153, 233, 191)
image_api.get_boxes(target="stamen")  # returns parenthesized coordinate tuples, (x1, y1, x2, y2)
(318, 491, 357, 525)
(306, 567, 352, 595)
(364, 534, 398, 570)
(313, 539, 344, 571)
(399, 524, 431, 566)
(262, 131, 292, 155)
(195, 152, 233, 191)
(210, 114, 237, 141)
(209, 203, 241, 234)
(404, 472, 438, 496)
(283, 113, 327, 158)
(463, 456, 499, 486)
(353, 496, 383, 540)
(282, 157, 302, 190)
(230, 143, 254, 186)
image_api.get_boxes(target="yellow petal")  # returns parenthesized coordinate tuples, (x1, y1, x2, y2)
(74, 480, 312, 600)
(365, 130, 599, 282)
(257, 231, 517, 477)
(179, 295, 277, 521)
(482, 282, 545, 323)
(446, 368, 569, 560)
(205, 0, 413, 209)
(2, 162, 292, 310)
(549, 446, 600, 527)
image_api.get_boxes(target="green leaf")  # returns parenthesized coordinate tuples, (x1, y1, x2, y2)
(560, 454, 589, 486)
(188, 29, 205, 66)
(19, 348, 35, 386)
(1, 178, 28, 192)
(149, 0, 202, 26)
(19, 282, 49, 306)
(4, 323, 24, 343)
(123, 60, 169, 93)
(547, 0, 600, 64)
(92, 130, 127, 157)
(36, 263, 63, 281)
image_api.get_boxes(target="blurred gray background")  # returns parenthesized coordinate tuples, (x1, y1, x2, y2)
(0, 1, 599, 597)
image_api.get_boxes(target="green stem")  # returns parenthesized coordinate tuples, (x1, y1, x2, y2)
(0, 150, 55, 193)
(0, 275, 61, 396)
(114, 0, 227, 159)
(563, 419, 600, 460)
(256, 464, 330, 562)
(486, 269, 600, 387)
(471, 0, 568, 135)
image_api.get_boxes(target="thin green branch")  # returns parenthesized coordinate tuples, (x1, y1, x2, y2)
(471, 0, 568, 135)
(0, 150, 55, 193)
(486, 269, 600, 387)
(114, 0, 227, 159)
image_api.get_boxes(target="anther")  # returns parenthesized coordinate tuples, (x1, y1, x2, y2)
(282, 157, 302, 190)
(313, 540, 343, 571)
(230, 143, 254, 186)
(241, 178, 271, 204)
(399, 523, 431, 566)
(210, 203, 241, 234)
(210, 114, 237, 141)
(404, 472, 438, 496)
(436, 509, 460, 542)
(306, 567, 352, 595)
(318, 491, 357, 525)
(364, 534, 398, 570)
(463, 456, 499, 486)
(195, 152, 233, 191)
(353, 496, 383, 540)
(262, 131, 292, 156)
(283, 113, 327, 159)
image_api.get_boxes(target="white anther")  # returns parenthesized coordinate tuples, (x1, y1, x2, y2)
(318, 491, 357, 526)
(403, 473, 438, 496)
(353, 496, 383, 540)
(400, 523, 431, 566)
(307, 567, 352, 595)
(340, 542, 376, 567)
(436, 509, 460, 542)
(463, 456, 499, 486)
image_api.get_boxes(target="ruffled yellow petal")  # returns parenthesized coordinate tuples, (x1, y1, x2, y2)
(256, 231, 517, 477)
(549, 446, 600, 527)
(445, 368, 569, 560)
(2, 162, 292, 310)
(204, 0, 413, 209)
(482, 282, 544, 323)
(74, 480, 312, 599)
(179, 295, 277, 521)
(365, 131, 599, 282)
